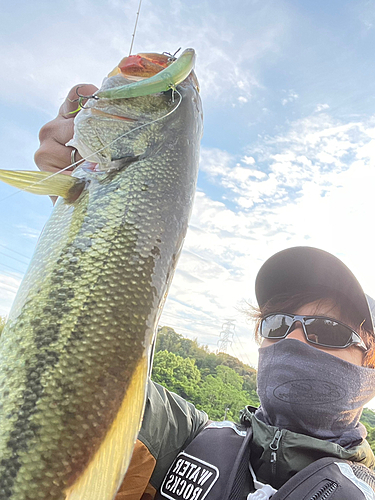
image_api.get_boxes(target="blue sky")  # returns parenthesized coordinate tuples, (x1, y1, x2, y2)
(2, 0, 375, 379)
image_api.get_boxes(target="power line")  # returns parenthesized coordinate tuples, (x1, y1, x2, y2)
(233, 332, 256, 368)
(230, 342, 255, 369)
(0, 267, 24, 280)
(0, 243, 30, 260)
(0, 283, 19, 294)
(0, 250, 29, 266)
(0, 262, 25, 275)
(229, 342, 249, 366)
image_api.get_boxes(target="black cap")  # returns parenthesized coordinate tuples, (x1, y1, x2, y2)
(255, 246, 374, 336)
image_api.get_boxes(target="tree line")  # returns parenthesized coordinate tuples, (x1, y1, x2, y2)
(152, 326, 260, 421)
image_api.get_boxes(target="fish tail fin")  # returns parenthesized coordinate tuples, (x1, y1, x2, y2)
(0, 170, 84, 199)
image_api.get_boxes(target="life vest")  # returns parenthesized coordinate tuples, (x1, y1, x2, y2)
(155, 421, 252, 500)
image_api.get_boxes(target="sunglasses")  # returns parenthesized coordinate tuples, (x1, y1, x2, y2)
(260, 313, 367, 351)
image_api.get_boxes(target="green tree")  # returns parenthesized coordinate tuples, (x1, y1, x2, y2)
(155, 327, 183, 353)
(173, 356, 201, 400)
(361, 408, 375, 428)
(151, 350, 201, 400)
(156, 326, 257, 378)
(360, 409, 375, 455)
(196, 365, 250, 421)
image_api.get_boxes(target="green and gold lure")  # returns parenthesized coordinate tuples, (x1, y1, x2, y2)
(69, 49, 196, 115)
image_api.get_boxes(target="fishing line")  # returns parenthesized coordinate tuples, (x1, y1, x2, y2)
(129, 0, 143, 56)
(0, 89, 182, 203)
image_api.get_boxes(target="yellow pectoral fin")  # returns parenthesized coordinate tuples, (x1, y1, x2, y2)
(65, 355, 149, 500)
(0, 170, 84, 200)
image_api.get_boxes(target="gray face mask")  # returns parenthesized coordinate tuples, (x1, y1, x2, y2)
(255, 339, 375, 448)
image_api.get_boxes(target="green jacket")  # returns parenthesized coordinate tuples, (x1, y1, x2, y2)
(242, 406, 375, 489)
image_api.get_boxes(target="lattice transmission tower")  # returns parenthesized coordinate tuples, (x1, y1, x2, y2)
(217, 319, 235, 353)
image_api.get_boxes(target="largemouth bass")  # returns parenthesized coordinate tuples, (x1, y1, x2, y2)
(0, 49, 202, 500)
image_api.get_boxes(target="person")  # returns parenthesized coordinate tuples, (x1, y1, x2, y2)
(34, 85, 375, 500)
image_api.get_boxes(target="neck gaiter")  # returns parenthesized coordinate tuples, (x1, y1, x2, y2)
(255, 339, 375, 448)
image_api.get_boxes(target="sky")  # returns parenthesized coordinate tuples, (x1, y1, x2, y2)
(1, 0, 375, 392)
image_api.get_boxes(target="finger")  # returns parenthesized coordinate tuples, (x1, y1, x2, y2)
(34, 141, 76, 206)
(34, 142, 75, 174)
(35, 85, 98, 173)
(59, 84, 99, 117)
(38, 115, 74, 146)
(35, 137, 85, 171)
(34, 84, 98, 204)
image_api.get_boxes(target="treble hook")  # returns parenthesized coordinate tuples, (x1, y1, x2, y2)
(66, 87, 99, 114)
(75, 87, 99, 101)
(163, 47, 181, 62)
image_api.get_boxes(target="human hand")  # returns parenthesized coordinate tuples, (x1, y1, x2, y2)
(34, 84, 98, 176)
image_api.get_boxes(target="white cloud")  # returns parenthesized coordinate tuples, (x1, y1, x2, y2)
(315, 103, 330, 112)
(200, 113, 375, 233)
(15, 225, 41, 240)
(353, 0, 375, 32)
(242, 156, 255, 165)
(281, 89, 299, 106)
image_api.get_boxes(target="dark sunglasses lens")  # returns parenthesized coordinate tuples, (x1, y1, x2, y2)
(304, 318, 352, 347)
(261, 314, 293, 339)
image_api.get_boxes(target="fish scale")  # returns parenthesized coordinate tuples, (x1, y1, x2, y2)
(0, 52, 202, 500)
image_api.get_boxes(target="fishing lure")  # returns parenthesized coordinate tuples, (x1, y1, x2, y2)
(96, 48, 196, 99)
(68, 48, 195, 114)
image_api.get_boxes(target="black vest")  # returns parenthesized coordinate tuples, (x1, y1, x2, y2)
(155, 421, 253, 500)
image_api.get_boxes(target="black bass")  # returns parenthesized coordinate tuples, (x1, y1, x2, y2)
(0, 49, 202, 500)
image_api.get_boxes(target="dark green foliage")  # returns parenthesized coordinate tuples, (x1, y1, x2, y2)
(152, 350, 201, 401)
(194, 365, 255, 421)
(361, 409, 375, 454)
(361, 408, 375, 428)
(152, 326, 259, 422)
(155, 326, 257, 378)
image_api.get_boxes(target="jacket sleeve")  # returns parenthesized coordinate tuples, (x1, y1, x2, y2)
(115, 380, 208, 500)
